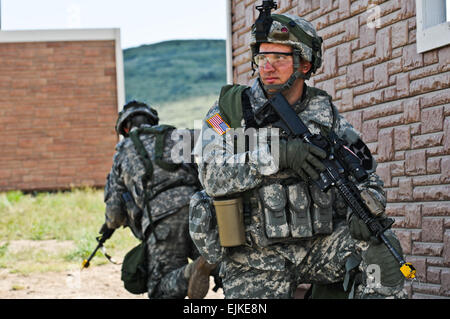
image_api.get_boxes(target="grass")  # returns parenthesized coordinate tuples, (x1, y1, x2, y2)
(0, 188, 139, 274)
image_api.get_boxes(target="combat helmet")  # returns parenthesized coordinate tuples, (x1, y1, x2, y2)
(250, 1, 323, 91)
(115, 100, 159, 137)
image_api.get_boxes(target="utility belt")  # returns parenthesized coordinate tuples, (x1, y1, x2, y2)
(213, 179, 335, 248)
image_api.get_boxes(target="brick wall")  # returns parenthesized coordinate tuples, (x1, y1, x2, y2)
(0, 40, 119, 191)
(230, 0, 450, 298)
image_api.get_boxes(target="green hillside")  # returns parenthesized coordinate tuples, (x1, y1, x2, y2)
(156, 94, 219, 129)
(124, 39, 227, 105)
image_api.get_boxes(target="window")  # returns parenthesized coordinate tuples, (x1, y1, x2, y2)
(416, 0, 450, 53)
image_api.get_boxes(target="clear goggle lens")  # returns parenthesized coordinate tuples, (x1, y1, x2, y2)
(253, 52, 293, 67)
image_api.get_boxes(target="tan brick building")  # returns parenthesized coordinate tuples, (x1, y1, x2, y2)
(0, 29, 125, 192)
(227, 0, 449, 298)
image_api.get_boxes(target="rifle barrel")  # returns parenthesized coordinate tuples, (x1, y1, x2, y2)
(81, 228, 114, 269)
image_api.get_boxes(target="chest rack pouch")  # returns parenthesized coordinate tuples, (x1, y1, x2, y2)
(287, 182, 313, 238)
(309, 183, 334, 235)
(259, 184, 290, 239)
(259, 182, 333, 240)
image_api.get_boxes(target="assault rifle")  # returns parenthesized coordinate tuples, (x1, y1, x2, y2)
(81, 224, 116, 269)
(256, 92, 416, 280)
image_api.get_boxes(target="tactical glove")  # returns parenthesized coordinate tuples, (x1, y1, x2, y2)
(348, 188, 387, 243)
(347, 212, 378, 243)
(279, 138, 327, 180)
(347, 212, 396, 245)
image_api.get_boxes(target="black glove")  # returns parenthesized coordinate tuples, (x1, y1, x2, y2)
(279, 138, 327, 180)
(348, 213, 375, 242)
(99, 223, 110, 234)
(347, 212, 397, 245)
(98, 223, 115, 241)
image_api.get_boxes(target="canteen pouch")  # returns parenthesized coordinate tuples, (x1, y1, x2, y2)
(213, 197, 246, 247)
(259, 184, 290, 239)
(287, 182, 313, 238)
(309, 183, 334, 235)
(121, 242, 148, 294)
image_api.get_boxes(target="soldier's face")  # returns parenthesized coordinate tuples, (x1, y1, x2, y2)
(258, 43, 294, 86)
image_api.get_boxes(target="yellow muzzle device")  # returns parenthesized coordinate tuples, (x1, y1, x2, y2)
(400, 262, 416, 280)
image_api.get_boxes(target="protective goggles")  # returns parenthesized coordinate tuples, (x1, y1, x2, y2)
(253, 52, 293, 68)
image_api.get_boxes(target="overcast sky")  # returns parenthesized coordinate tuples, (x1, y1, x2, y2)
(0, 0, 227, 49)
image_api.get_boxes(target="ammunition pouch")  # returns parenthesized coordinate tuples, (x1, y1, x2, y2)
(309, 183, 334, 235)
(287, 182, 313, 238)
(259, 184, 290, 239)
(253, 181, 334, 247)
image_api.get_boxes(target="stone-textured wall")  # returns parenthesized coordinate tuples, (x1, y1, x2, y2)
(230, 0, 450, 298)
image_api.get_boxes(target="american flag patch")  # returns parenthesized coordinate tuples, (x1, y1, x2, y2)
(207, 113, 230, 135)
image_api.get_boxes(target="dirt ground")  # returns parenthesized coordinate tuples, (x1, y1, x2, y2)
(0, 240, 224, 299)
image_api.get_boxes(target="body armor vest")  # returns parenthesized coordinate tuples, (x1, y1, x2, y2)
(218, 84, 339, 246)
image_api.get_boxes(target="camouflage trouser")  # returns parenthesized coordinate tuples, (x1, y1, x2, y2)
(221, 223, 407, 299)
(145, 206, 200, 299)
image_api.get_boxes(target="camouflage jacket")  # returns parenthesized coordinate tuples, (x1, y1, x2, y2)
(104, 124, 198, 240)
(191, 79, 386, 271)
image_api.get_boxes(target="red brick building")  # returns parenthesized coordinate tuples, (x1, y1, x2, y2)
(227, 0, 449, 298)
(0, 29, 124, 192)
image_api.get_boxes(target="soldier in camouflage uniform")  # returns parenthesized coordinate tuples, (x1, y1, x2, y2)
(189, 11, 408, 299)
(102, 100, 217, 299)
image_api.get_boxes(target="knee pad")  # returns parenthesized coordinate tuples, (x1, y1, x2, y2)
(363, 231, 405, 287)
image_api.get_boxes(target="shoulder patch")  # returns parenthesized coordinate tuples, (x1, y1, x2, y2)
(206, 113, 231, 136)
